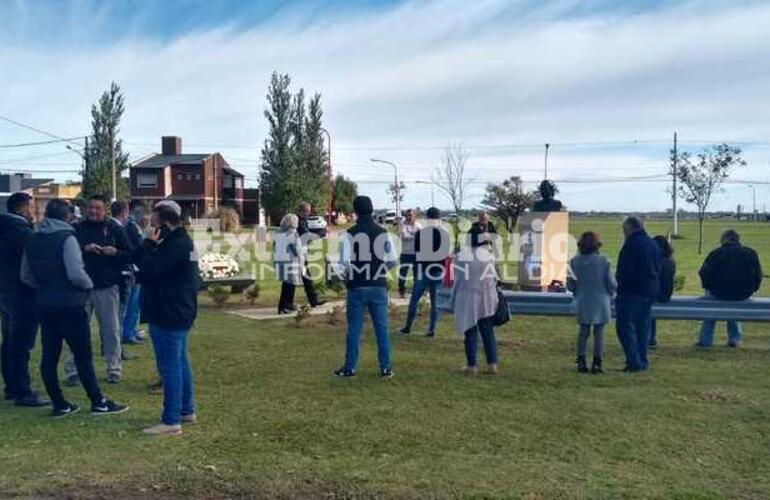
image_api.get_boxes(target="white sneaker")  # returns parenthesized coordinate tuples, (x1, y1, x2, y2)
(181, 414, 197, 425)
(143, 423, 182, 436)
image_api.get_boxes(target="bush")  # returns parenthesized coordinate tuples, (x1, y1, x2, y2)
(674, 275, 686, 292)
(208, 285, 230, 308)
(294, 304, 311, 327)
(243, 283, 261, 305)
(205, 207, 241, 233)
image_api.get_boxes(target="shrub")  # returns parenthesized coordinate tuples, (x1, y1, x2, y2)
(294, 304, 311, 327)
(674, 275, 686, 292)
(208, 285, 230, 308)
(205, 207, 241, 233)
(243, 283, 261, 305)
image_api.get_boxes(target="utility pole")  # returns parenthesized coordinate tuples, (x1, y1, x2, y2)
(83, 136, 90, 176)
(110, 128, 117, 202)
(544, 143, 550, 179)
(371, 158, 399, 216)
(672, 132, 678, 236)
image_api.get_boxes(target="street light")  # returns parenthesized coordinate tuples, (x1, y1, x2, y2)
(371, 158, 399, 216)
(414, 178, 435, 207)
(320, 127, 333, 232)
(749, 184, 757, 221)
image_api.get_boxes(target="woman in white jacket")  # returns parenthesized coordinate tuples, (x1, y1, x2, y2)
(273, 214, 305, 314)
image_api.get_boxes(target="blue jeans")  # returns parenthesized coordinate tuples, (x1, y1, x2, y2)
(698, 320, 742, 346)
(121, 284, 141, 343)
(615, 295, 653, 371)
(404, 277, 440, 334)
(344, 287, 391, 372)
(464, 316, 497, 367)
(149, 325, 195, 425)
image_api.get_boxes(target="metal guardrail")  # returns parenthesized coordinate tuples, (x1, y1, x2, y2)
(437, 290, 770, 322)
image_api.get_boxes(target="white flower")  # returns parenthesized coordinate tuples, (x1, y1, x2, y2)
(199, 253, 240, 280)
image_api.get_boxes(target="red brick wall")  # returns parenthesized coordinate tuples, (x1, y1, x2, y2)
(170, 164, 204, 195)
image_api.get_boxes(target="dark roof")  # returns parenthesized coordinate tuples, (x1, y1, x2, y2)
(223, 166, 244, 177)
(22, 178, 53, 189)
(131, 153, 211, 169)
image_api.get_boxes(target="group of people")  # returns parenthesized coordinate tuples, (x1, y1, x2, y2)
(569, 217, 763, 373)
(0, 193, 200, 437)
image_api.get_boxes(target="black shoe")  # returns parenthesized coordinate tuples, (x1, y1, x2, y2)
(398, 291, 406, 299)
(397, 327, 411, 335)
(278, 309, 292, 315)
(576, 356, 589, 374)
(15, 393, 50, 407)
(425, 331, 436, 338)
(91, 399, 129, 415)
(311, 300, 327, 308)
(379, 368, 395, 380)
(52, 402, 80, 419)
(333, 367, 356, 378)
(286, 304, 297, 311)
(590, 357, 603, 374)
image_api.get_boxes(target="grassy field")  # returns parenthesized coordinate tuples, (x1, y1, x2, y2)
(1, 218, 769, 499)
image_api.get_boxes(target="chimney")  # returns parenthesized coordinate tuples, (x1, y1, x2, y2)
(162, 136, 182, 156)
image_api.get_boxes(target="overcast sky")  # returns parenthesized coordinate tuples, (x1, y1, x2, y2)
(1, 0, 770, 212)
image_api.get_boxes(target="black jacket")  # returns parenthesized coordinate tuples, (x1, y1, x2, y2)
(657, 257, 676, 303)
(700, 242, 763, 301)
(138, 227, 200, 330)
(75, 218, 133, 289)
(0, 213, 34, 296)
(345, 216, 391, 289)
(125, 217, 144, 249)
(469, 221, 497, 248)
(414, 224, 451, 281)
(616, 230, 661, 300)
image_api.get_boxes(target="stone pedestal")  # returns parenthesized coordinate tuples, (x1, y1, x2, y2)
(517, 211, 570, 292)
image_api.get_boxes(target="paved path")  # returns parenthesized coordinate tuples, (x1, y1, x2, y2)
(228, 297, 411, 321)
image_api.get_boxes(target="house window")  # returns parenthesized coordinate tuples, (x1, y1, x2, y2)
(137, 173, 158, 188)
(187, 174, 193, 181)
(195, 174, 201, 181)
(177, 174, 183, 180)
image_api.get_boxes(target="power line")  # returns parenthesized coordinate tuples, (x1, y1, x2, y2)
(0, 137, 87, 149)
(0, 114, 86, 148)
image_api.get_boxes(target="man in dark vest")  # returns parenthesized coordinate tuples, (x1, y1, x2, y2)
(21, 199, 128, 418)
(333, 196, 397, 379)
(0, 192, 48, 406)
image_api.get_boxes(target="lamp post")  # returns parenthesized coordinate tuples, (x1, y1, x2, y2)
(749, 184, 757, 221)
(320, 127, 332, 232)
(414, 178, 435, 207)
(371, 158, 399, 216)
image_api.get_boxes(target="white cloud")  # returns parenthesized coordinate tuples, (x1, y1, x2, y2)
(1, 0, 770, 212)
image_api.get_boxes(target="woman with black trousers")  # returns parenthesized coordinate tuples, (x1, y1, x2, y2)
(274, 214, 304, 314)
(650, 236, 676, 348)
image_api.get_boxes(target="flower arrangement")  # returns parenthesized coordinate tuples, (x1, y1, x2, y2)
(199, 253, 240, 280)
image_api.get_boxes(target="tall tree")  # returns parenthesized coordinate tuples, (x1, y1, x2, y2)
(674, 143, 745, 253)
(481, 176, 533, 232)
(82, 82, 130, 200)
(259, 73, 330, 223)
(333, 174, 358, 214)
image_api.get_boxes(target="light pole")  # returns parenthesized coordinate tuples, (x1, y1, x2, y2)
(320, 127, 332, 232)
(544, 143, 551, 179)
(414, 178, 434, 207)
(371, 158, 399, 216)
(749, 184, 757, 221)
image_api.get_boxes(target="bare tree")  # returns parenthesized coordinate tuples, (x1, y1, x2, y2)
(674, 143, 745, 253)
(434, 144, 473, 243)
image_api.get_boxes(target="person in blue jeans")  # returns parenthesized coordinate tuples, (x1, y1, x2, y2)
(695, 229, 763, 348)
(334, 196, 397, 379)
(615, 216, 661, 372)
(398, 207, 451, 337)
(137, 200, 200, 436)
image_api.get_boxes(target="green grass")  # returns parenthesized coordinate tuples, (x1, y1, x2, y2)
(1, 218, 769, 498)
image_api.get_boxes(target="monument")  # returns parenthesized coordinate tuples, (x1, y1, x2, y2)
(518, 180, 570, 292)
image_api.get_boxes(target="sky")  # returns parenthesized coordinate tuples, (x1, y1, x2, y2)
(1, 0, 770, 213)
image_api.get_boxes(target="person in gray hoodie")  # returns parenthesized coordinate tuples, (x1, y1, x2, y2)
(21, 199, 128, 418)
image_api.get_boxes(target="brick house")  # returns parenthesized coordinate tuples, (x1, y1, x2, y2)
(130, 136, 245, 218)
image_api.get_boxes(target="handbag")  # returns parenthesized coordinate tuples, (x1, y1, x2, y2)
(491, 286, 510, 326)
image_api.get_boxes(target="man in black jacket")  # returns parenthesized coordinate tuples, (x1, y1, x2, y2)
(615, 216, 661, 372)
(0, 193, 48, 406)
(138, 200, 200, 436)
(696, 229, 763, 347)
(64, 194, 133, 385)
(21, 199, 128, 418)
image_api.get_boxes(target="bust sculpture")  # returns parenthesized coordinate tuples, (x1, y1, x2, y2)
(532, 180, 563, 212)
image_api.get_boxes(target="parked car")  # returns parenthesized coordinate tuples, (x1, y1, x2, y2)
(384, 211, 398, 225)
(307, 215, 328, 236)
